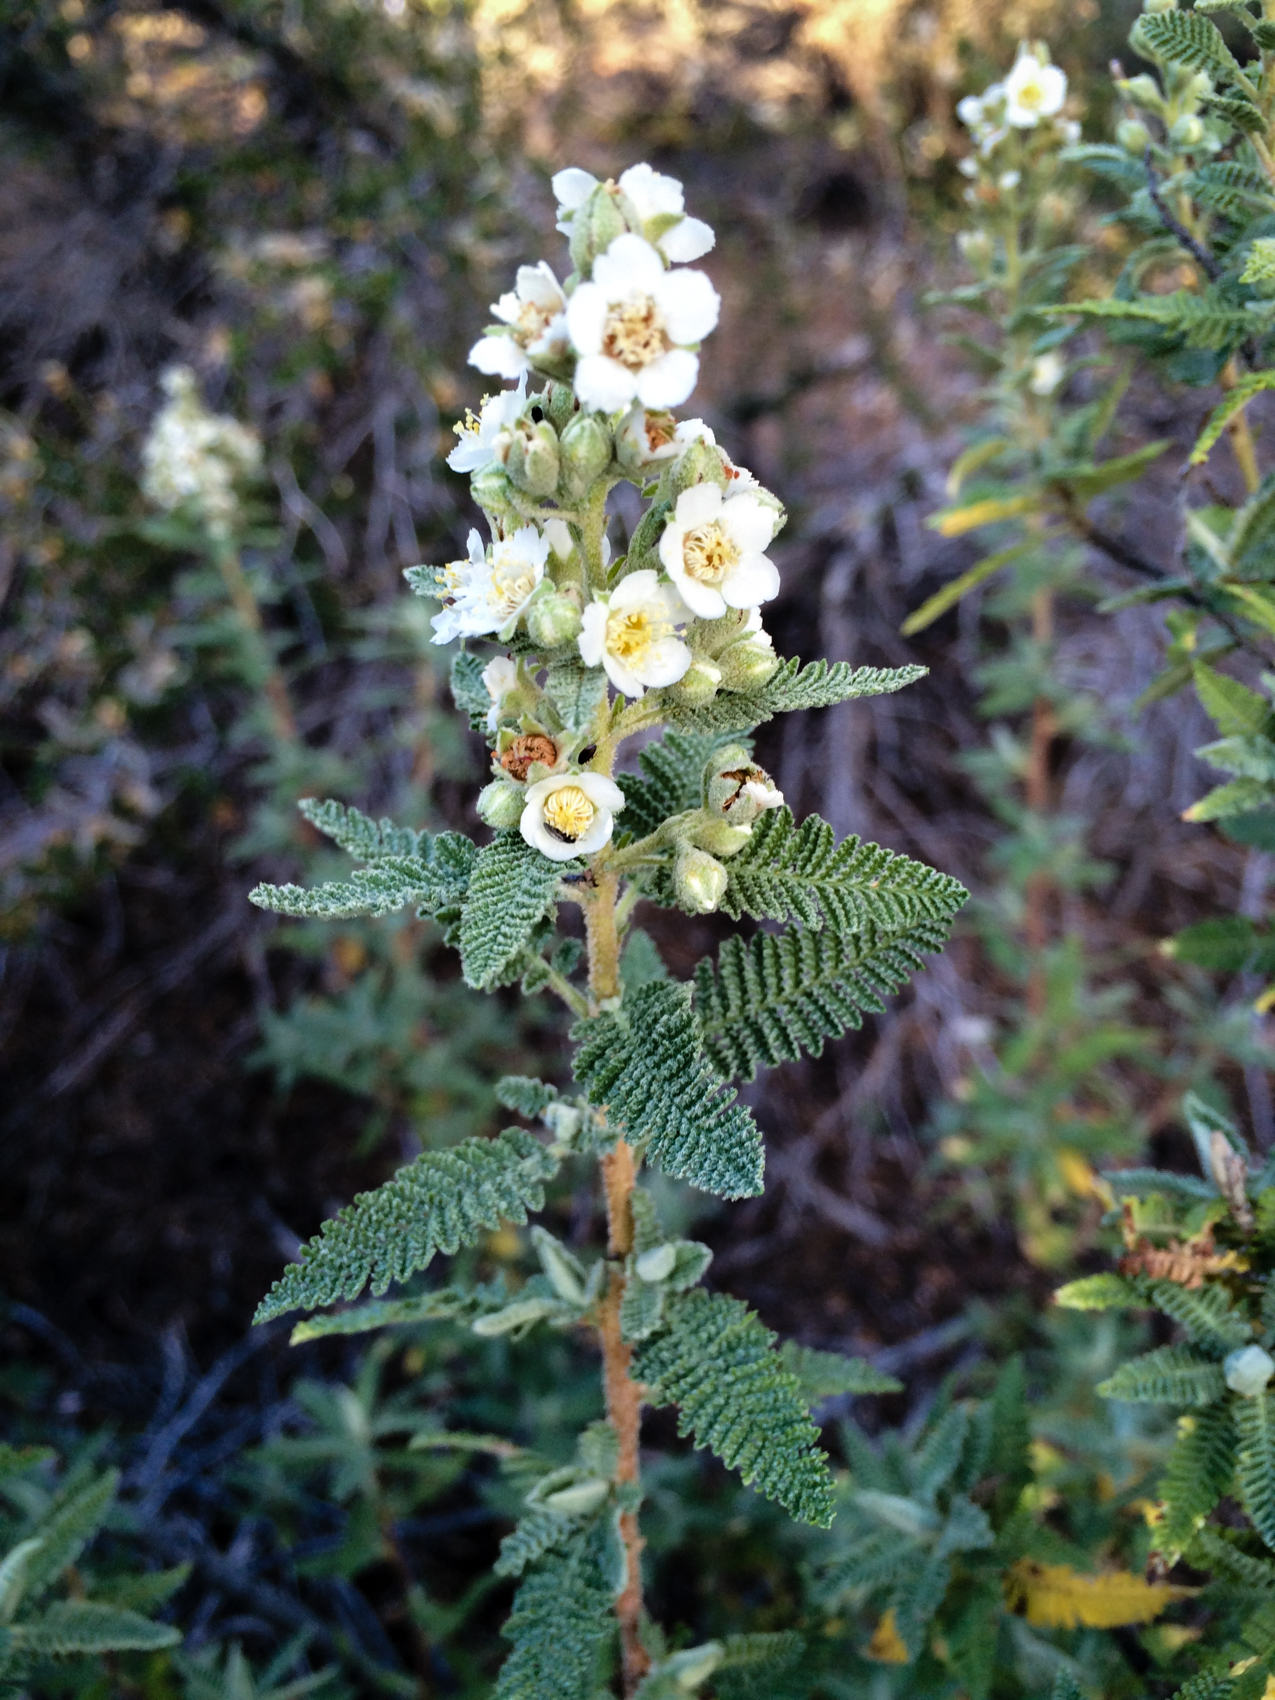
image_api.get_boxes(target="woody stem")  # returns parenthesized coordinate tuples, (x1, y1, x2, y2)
(584, 870, 649, 1695)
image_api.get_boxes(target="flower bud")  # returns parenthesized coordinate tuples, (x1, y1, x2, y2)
(469, 461, 515, 517)
(670, 438, 728, 498)
(558, 414, 612, 501)
(1225, 1345, 1275, 1397)
(477, 780, 525, 829)
(1187, 71, 1214, 101)
(504, 418, 560, 499)
(1169, 114, 1205, 149)
(673, 842, 729, 915)
(544, 380, 580, 433)
(616, 406, 679, 469)
(1118, 74, 1164, 114)
(526, 589, 583, 649)
(668, 660, 722, 706)
(716, 633, 780, 691)
(541, 1478, 611, 1515)
(957, 229, 995, 272)
(1116, 118, 1151, 155)
(693, 819, 753, 858)
(568, 184, 628, 277)
(706, 760, 784, 825)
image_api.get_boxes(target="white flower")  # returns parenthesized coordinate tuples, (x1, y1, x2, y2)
(543, 516, 575, 559)
(658, 483, 778, 620)
(741, 775, 784, 811)
(566, 234, 719, 414)
(1003, 52, 1067, 128)
(956, 95, 985, 129)
(521, 771, 625, 862)
(1028, 352, 1065, 395)
(430, 528, 489, 644)
(578, 570, 692, 697)
(552, 164, 714, 263)
(469, 263, 569, 379)
(447, 376, 528, 474)
(482, 655, 518, 732)
(141, 366, 262, 537)
(998, 169, 1021, 191)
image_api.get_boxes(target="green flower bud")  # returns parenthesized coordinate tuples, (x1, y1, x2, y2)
(1225, 1345, 1275, 1397)
(692, 819, 753, 858)
(469, 461, 516, 517)
(635, 1243, 677, 1282)
(558, 413, 612, 501)
(673, 843, 729, 914)
(1169, 113, 1205, 149)
(568, 184, 628, 277)
(671, 438, 728, 498)
(668, 660, 722, 706)
(526, 590, 583, 649)
(716, 633, 779, 691)
(477, 779, 525, 829)
(544, 380, 580, 433)
(504, 418, 560, 499)
(1118, 74, 1164, 114)
(1116, 118, 1151, 155)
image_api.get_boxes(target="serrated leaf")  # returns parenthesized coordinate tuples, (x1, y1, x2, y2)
(250, 840, 477, 920)
(660, 660, 926, 735)
(1156, 1406, 1237, 1557)
(297, 797, 429, 861)
(494, 1526, 614, 1700)
(1237, 1391, 1275, 1550)
(460, 832, 573, 990)
(778, 1343, 901, 1402)
(1138, 8, 1241, 75)
(9, 1601, 180, 1657)
(1098, 1344, 1227, 1406)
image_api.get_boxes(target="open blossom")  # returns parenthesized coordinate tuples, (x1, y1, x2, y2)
(141, 366, 262, 537)
(578, 570, 691, 698)
(469, 263, 569, 379)
(566, 234, 719, 414)
(447, 376, 527, 474)
(429, 528, 488, 644)
(552, 164, 714, 263)
(429, 525, 549, 644)
(1003, 52, 1066, 127)
(521, 771, 625, 862)
(1029, 352, 1065, 396)
(658, 483, 778, 620)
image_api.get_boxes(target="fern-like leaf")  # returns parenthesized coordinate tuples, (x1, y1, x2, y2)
(1156, 1406, 1236, 1557)
(1137, 8, 1241, 76)
(572, 981, 763, 1199)
(1098, 1344, 1227, 1407)
(778, 1344, 901, 1402)
(1147, 1279, 1252, 1349)
(1191, 1523, 1275, 1591)
(618, 731, 741, 840)
(1237, 1391, 1275, 1550)
(297, 798, 428, 861)
(9, 1601, 180, 1657)
(494, 1528, 615, 1700)
(695, 918, 953, 1082)
(661, 660, 927, 735)
(718, 808, 968, 933)
(255, 1130, 559, 1320)
(250, 835, 476, 920)
(495, 1506, 575, 1578)
(22, 1471, 118, 1601)
(632, 1289, 835, 1527)
(1047, 291, 1267, 351)
(459, 832, 573, 990)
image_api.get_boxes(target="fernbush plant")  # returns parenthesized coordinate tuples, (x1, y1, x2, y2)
(248, 165, 967, 1697)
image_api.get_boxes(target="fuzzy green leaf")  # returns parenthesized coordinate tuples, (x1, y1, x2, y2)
(1195, 662, 1275, 738)
(695, 917, 954, 1082)
(1156, 1405, 1236, 1557)
(1191, 1523, 1275, 1590)
(9, 1601, 180, 1657)
(22, 1471, 118, 1602)
(660, 660, 927, 735)
(495, 1506, 575, 1579)
(494, 1527, 615, 1700)
(1047, 291, 1266, 352)
(297, 798, 429, 861)
(288, 1286, 491, 1342)
(1054, 1273, 1147, 1310)
(255, 1130, 559, 1320)
(1192, 372, 1275, 465)
(572, 980, 763, 1199)
(1147, 1279, 1252, 1350)
(1137, 8, 1241, 75)
(1098, 1344, 1228, 1407)
(618, 731, 742, 840)
(495, 1076, 561, 1119)
(719, 808, 968, 934)
(459, 833, 573, 990)
(633, 1289, 835, 1526)
(249, 833, 476, 920)
(451, 651, 492, 730)
(778, 1344, 902, 1402)
(1237, 1391, 1275, 1550)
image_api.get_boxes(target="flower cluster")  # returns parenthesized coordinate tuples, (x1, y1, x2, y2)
(410, 163, 789, 893)
(141, 366, 262, 537)
(955, 46, 1076, 212)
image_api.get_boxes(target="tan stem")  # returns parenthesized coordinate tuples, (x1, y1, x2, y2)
(1222, 358, 1262, 495)
(213, 542, 298, 743)
(584, 869, 649, 1693)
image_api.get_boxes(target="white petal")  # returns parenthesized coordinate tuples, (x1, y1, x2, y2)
(543, 516, 574, 559)
(492, 290, 521, 325)
(609, 567, 661, 611)
(565, 282, 608, 357)
(655, 582, 691, 623)
(552, 167, 598, 211)
(658, 216, 714, 263)
(674, 481, 723, 529)
(570, 810, 615, 857)
(593, 233, 666, 297)
(635, 349, 699, 409)
(654, 268, 720, 345)
(723, 554, 780, 608)
(574, 354, 638, 413)
(670, 572, 726, 620)
(579, 773, 625, 812)
(518, 261, 565, 310)
(447, 440, 487, 473)
(602, 652, 645, 698)
(469, 336, 529, 378)
(527, 312, 569, 358)
(636, 636, 691, 687)
(521, 803, 583, 861)
(721, 494, 775, 553)
(578, 603, 607, 667)
(619, 162, 683, 220)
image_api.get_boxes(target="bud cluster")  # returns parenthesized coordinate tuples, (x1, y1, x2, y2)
(1112, 5, 1225, 167)
(406, 163, 791, 896)
(954, 44, 1076, 223)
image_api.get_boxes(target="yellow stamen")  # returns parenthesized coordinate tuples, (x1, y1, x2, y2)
(606, 606, 670, 668)
(543, 785, 596, 842)
(682, 521, 740, 585)
(602, 297, 668, 370)
(490, 550, 538, 618)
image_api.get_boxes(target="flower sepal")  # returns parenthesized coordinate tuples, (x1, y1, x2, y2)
(568, 183, 629, 278)
(558, 413, 613, 502)
(504, 417, 561, 499)
(477, 780, 526, 830)
(665, 660, 722, 706)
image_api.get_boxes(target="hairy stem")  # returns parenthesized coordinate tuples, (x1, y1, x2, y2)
(585, 868, 649, 1693)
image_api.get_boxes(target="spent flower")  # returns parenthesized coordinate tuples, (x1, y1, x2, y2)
(553, 163, 714, 263)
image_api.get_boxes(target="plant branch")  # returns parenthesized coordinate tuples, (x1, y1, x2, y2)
(1143, 151, 1221, 281)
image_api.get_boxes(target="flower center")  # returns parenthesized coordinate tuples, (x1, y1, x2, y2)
(490, 550, 538, 616)
(515, 298, 556, 346)
(1015, 76, 1045, 110)
(606, 606, 669, 667)
(682, 521, 740, 585)
(542, 784, 595, 842)
(602, 297, 668, 370)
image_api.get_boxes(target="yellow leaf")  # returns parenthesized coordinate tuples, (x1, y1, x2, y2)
(928, 493, 1045, 537)
(866, 1608, 909, 1664)
(1004, 1560, 1195, 1629)
(1057, 1148, 1099, 1199)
